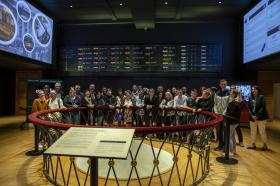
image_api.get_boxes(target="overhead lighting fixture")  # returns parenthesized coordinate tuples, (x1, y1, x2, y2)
(70, 5, 73, 8)
(218, 1, 222, 4)
(120, 2, 123, 6)
(164, 2, 168, 5)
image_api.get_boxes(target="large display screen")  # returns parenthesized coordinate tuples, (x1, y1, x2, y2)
(243, 0, 280, 63)
(0, 0, 53, 64)
(61, 44, 222, 72)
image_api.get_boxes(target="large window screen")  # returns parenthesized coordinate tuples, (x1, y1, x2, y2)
(0, 0, 53, 64)
(243, 0, 280, 63)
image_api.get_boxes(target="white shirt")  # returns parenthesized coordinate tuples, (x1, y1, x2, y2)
(48, 98, 65, 109)
(173, 95, 188, 107)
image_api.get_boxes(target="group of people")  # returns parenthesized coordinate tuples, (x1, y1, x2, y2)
(31, 79, 269, 155)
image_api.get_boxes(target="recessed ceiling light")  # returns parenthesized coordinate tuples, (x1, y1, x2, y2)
(164, 2, 168, 5)
(70, 5, 73, 8)
(218, 1, 222, 4)
(120, 2, 123, 6)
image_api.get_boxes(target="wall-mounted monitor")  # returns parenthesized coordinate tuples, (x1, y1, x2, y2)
(0, 0, 53, 64)
(236, 84, 252, 101)
(243, 0, 280, 63)
(227, 84, 252, 101)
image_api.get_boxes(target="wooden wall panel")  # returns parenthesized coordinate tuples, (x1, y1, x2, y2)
(258, 71, 280, 120)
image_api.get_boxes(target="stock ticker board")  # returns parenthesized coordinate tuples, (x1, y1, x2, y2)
(60, 44, 222, 73)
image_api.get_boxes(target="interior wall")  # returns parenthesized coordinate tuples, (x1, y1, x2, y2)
(53, 21, 243, 91)
(0, 71, 15, 116)
(273, 83, 280, 120)
(15, 71, 42, 115)
(258, 71, 280, 120)
(58, 21, 238, 76)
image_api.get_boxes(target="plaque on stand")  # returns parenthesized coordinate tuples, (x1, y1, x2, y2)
(44, 127, 135, 186)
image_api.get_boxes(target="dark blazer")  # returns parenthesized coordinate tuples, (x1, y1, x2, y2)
(196, 98, 214, 112)
(63, 95, 81, 107)
(80, 97, 94, 125)
(186, 98, 197, 108)
(248, 95, 268, 121)
(81, 97, 94, 107)
(94, 98, 105, 107)
(144, 96, 158, 107)
(226, 100, 241, 124)
(105, 95, 117, 106)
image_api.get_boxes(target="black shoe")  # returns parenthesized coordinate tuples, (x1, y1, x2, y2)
(261, 146, 268, 151)
(247, 146, 256, 150)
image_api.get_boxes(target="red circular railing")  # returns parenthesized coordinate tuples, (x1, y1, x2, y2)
(28, 106, 223, 186)
(28, 106, 223, 132)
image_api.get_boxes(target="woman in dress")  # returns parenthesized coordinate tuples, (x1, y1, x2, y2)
(123, 90, 133, 126)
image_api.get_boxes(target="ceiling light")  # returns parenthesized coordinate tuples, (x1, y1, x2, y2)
(120, 2, 123, 6)
(164, 2, 168, 5)
(70, 5, 73, 8)
(218, 1, 222, 4)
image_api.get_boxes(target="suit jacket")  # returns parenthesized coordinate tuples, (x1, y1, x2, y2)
(248, 95, 268, 121)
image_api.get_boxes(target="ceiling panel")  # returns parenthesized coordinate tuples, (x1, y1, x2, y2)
(32, 0, 255, 26)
